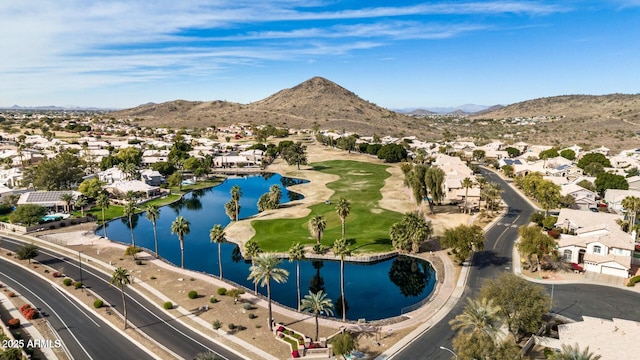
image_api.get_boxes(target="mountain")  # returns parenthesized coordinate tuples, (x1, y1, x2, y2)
(111, 77, 437, 138)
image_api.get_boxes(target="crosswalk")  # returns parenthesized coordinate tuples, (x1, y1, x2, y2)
(496, 222, 519, 228)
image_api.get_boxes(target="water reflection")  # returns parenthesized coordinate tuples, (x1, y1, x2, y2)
(309, 260, 325, 295)
(388, 256, 431, 297)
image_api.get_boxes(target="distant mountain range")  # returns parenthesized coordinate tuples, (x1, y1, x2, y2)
(396, 104, 498, 115)
(0, 105, 114, 111)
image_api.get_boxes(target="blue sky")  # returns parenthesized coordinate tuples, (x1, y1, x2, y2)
(1, 1, 639, 109)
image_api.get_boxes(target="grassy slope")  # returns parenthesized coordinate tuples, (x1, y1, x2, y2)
(251, 160, 403, 253)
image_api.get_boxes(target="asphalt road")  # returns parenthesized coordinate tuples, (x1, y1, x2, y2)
(1, 236, 246, 360)
(392, 169, 640, 359)
(0, 257, 155, 360)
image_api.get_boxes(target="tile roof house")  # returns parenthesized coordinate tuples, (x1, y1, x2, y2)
(560, 183, 598, 210)
(604, 189, 640, 214)
(104, 180, 161, 198)
(554, 209, 633, 278)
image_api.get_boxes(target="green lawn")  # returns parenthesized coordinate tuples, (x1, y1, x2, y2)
(251, 160, 404, 253)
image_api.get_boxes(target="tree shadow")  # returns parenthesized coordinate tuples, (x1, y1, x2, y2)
(472, 250, 511, 269)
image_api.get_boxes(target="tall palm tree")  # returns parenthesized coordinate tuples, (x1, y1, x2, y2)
(75, 197, 87, 217)
(244, 239, 262, 295)
(308, 215, 327, 245)
(461, 177, 474, 214)
(335, 197, 351, 240)
(170, 216, 191, 269)
(449, 297, 503, 341)
(621, 196, 640, 236)
(123, 200, 137, 247)
(110, 267, 131, 329)
(230, 185, 242, 221)
(96, 192, 110, 239)
(209, 224, 226, 279)
(247, 253, 289, 331)
(333, 237, 351, 321)
(145, 204, 160, 258)
(60, 192, 74, 213)
(288, 242, 305, 311)
(268, 184, 282, 208)
(476, 176, 488, 212)
(550, 344, 602, 360)
(300, 290, 334, 341)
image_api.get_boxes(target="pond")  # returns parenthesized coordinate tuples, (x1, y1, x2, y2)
(102, 173, 437, 321)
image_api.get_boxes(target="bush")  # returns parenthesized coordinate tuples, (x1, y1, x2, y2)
(63, 278, 73, 286)
(135, 260, 143, 265)
(163, 301, 173, 309)
(530, 212, 545, 227)
(248, 313, 257, 319)
(188, 290, 198, 299)
(212, 320, 222, 330)
(74, 281, 83, 289)
(52, 272, 63, 278)
(227, 288, 245, 298)
(93, 299, 104, 308)
(547, 229, 560, 239)
(627, 275, 640, 287)
(217, 287, 227, 296)
(243, 303, 252, 310)
(209, 297, 218, 304)
(7, 292, 16, 297)
(150, 276, 157, 280)
(7, 318, 20, 329)
(228, 323, 236, 331)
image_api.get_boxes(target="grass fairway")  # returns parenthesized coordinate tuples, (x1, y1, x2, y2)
(251, 160, 404, 253)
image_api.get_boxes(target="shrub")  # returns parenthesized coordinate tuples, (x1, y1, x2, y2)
(212, 320, 222, 330)
(255, 324, 262, 329)
(547, 229, 560, 239)
(63, 278, 73, 286)
(227, 288, 245, 298)
(135, 260, 143, 265)
(7, 292, 16, 297)
(163, 301, 173, 309)
(188, 290, 198, 299)
(217, 287, 227, 296)
(74, 281, 83, 289)
(243, 303, 252, 311)
(209, 297, 218, 304)
(93, 299, 104, 308)
(228, 323, 236, 331)
(248, 313, 257, 319)
(52, 272, 63, 278)
(7, 318, 20, 329)
(150, 276, 157, 280)
(627, 275, 640, 286)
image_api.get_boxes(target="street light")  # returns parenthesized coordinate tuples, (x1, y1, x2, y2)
(78, 250, 83, 292)
(439, 346, 458, 360)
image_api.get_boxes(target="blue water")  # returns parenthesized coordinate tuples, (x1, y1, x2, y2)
(101, 173, 436, 321)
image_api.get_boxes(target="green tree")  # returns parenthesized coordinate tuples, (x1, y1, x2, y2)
(539, 148, 559, 159)
(482, 181, 504, 214)
(110, 267, 131, 329)
(9, 204, 47, 226)
(517, 225, 557, 272)
(288, 242, 305, 311)
(281, 142, 308, 169)
(308, 215, 327, 245)
(450, 297, 503, 341)
(244, 239, 262, 295)
(550, 344, 602, 360)
(335, 197, 351, 240)
(330, 332, 357, 358)
(333, 237, 351, 321)
(595, 172, 629, 195)
(376, 143, 407, 163)
(224, 200, 239, 222)
(462, 177, 474, 213)
(584, 162, 605, 176)
(501, 164, 514, 178)
(247, 253, 289, 331)
(209, 224, 226, 279)
(406, 164, 428, 206)
(577, 153, 611, 169)
(170, 216, 191, 269)
(96, 192, 110, 238)
(560, 149, 576, 160)
(536, 180, 561, 216)
(16, 243, 39, 263)
(145, 204, 160, 258)
(60, 192, 74, 213)
(115, 147, 142, 166)
(167, 171, 182, 190)
(621, 196, 640, 236)
(505, 147, 520, 158)
(472, 149, 486, 161)
(268, 185, 282, 208)
(150, 161, 176, 177)
(300, 290, 334, 341)
(576, 179, 596, 192)
(476, 176, 488, 211)
(75, 196, 87, 217)
(425, 167, 445, 212)
(441, 224, 485, 263)
(389, 211, 432, 253)
(123, 200, 137, 247)
(23, 150, 85, 190)
(230, 185, 242, 221)
(479, 273, 551, 341)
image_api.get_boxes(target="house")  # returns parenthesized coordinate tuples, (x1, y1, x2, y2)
(431, 154, 478, 205)
(104, 180, 161, 199)
(627, 176, 640, 191)
(604, 189, 640, 214)
(555, 209, 633, 278)
(140, 169, 166, 186)
(0, 167, 23, 188)
(98, 166, 129, 184)
(17, 190, 82, 213)
(560, 183, 597, 210)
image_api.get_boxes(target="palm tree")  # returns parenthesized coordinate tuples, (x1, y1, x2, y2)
(449, 297, 503, 341)
(300, 290, 334, 341)
(268, 184, 282, 208)
(75, 197, 87, 217)
(110, 267, 131, 329)
(96, 192, 110, 239)
(333, 238, 351, 321)
(60, 192, 74, 213)
(621, 196, 640, 236)
(476, 176, 488, 212)
(145, 204, 160, 258)
(288, 242, 305, 311)
(123, 200, 137, 247)
(550, 344, 602, 360)
(335, 197, 351, 240)
(170, 216, 190, 269)
(209, 224, 226, 279)
(461, 177, 474, 214)
(245, 239, 262, 295)
(308, 215, 327, 245)
(230, 185, 242, 221)
(247, 253, 289, 331)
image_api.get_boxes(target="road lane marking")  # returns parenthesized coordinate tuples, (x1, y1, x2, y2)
(51, 284, 101, 327)
(492, 214, 522, 250)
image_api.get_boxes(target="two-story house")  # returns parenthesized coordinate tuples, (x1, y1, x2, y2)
(560, 183, 598, 210)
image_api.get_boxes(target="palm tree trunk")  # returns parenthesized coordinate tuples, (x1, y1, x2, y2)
(121, 285, 128, 329)
(341, 219, 345, 240)
(180, 238, 185, 269)
(296, 261, 301, 311)
(102, 209, 108, 239)
(315, 313, 319, 341)
(129, 218, 135, 247)
(252, 259, 258, 295)
(218, 243, 223, 279)
(464, 188, 469, 214)
(152, 223, 158, 258)
(341, 259, 346, 321)
(235, 200, 239, 221)
(267, 280, 273, 331)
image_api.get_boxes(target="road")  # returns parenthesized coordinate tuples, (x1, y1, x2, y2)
(1, 236, 246, 360)
(0, 257, 155, 360)
(392, 169, 640, 359)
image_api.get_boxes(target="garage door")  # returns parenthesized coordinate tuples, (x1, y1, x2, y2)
(601, 266, 625, 277)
